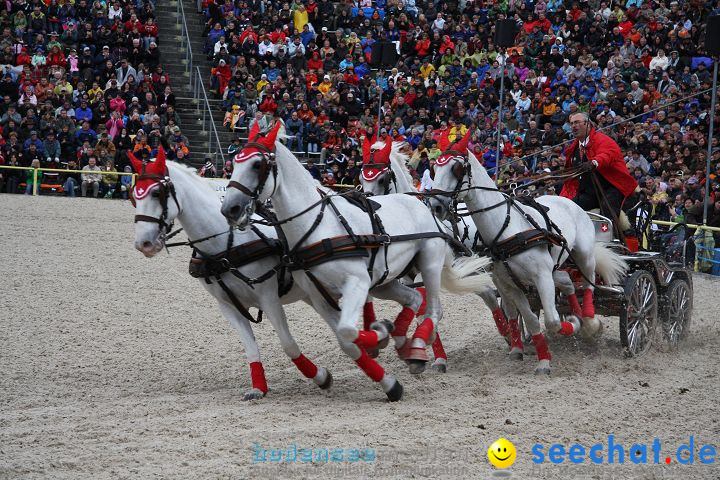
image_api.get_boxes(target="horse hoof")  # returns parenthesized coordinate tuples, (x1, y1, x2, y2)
(508, 348, 524, 361)
(395, 340, 413, 360)
(406, 346, 429, 362)
(385, 380, 403, 402)
(318, 370, 333, 390)
(534, 367, 551, 376)
(243, 388, 266, 401)
(372, 320, 394, 350)
(580, 316, 601, 340)
(408, 359, 427, 374)
(431, 361, 447, 373)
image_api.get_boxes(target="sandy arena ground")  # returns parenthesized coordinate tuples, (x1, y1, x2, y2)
(1, 194, 719, 479)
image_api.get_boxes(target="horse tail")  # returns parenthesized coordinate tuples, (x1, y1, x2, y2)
(441, 249, 494, 294)
(593, 244, 628, 287)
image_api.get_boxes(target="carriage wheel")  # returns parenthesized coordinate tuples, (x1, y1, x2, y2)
(663, 279, 693, 349)
(619, 271, 658, 357)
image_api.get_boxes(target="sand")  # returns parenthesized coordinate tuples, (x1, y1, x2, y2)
(1, 194, 719, 479)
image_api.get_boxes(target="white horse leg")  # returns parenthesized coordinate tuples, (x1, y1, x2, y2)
(216, 301, 267, 400)
(371, 281, 449, 372)
(411, 285, 447, 370)
(555, 270, 583, 319)
(497, 273, 553, 374)
(493, 273, 524, 359)
(536, 269, 581, 337)
(314, 298, 403, 402)
(336, 276, 393, 353)
(363, 295, 376, 331)
(574, 249, 600, 338)
(259, 299, 332, 390)
(478, 281, 511, 338)
(404, 248, 444, 374)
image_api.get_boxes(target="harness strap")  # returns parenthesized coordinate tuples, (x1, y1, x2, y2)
(304, 269, 341, 311)
(213, 275, 263, 323)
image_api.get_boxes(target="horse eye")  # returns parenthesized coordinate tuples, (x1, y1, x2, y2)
(251, 161, 261, 170)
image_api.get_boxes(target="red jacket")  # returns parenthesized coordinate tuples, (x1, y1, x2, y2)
(560, 128, 638, 200)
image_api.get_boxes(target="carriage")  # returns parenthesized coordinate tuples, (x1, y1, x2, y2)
(507, 206, 694, 357)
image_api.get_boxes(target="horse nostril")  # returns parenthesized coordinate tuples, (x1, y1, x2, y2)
(142, 241, 153, 250)
(434, 205, 443, 216)
(229, 205, 241, 218)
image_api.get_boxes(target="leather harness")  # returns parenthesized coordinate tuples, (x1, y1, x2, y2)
(432, 154, 570, 292)
(225, 144, 459, 312)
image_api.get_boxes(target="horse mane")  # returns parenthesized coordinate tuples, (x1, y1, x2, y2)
(372, 140, 415, 190)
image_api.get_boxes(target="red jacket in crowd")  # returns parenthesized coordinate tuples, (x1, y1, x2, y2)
(560, 128, 638, 200)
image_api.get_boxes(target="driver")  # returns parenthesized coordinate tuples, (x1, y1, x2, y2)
(560, 112, 638, 218)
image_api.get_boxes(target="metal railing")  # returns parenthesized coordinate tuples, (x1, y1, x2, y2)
(176, 0, 195, 95)
(0, 165, 135, 196)
(194, 66, 226, 170)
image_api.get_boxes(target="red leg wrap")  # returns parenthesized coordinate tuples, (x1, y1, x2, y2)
(492, 308, 509, 336)
(291, 354, 318, 379)
(354, 330, 379, 349)
(355, 349, 385, 382)
(393, 307, 415, 337)
(249, 362, 268, 393)
(362, 302, 376, 331)
(582, 289, 595, 318)
(415, 287, 427, 317)
(508, 318, 523, 351)
(558, 321, 576, 336)
(531, 333, 552, 361)
(567, 293, 583, 318)
(412, 318, 435, 344)
(431, 333, 447, 360)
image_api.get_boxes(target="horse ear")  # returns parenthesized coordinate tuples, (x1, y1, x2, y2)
(127, 150, 143, 173)
(248, 119, 260, 141)
(152, 144, 167, 173)
(439, 127, 450, 151)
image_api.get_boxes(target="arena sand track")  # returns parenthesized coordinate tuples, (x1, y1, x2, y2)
(1, 194, 719, 480)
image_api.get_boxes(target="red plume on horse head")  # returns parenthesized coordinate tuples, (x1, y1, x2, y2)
(435, 128, 471, 167)
(361, 126, 379, 165)
(129, 145, 168, 200)
(374, 134, 393, 164)
(449, 128, 472, 154)
(235, 120, 283, 163)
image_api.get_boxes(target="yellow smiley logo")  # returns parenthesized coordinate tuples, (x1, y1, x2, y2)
(488, 438, 517, 468)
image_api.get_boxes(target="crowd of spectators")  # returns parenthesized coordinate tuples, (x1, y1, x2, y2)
(0, 0, 189, 198)
(199, 0, 720, 269)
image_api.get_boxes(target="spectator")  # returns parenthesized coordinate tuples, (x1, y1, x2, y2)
(24, 158, 41, 195)
(62, 159, 81, 197)
(81, 156, 102, 198)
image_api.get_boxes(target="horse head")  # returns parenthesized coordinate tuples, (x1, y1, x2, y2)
(427, 129, 473, 220)
(222, 120, 282, 228)
(129, 146, 181, 257)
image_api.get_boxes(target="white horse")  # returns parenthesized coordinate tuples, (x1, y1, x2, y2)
(360, 135, 522, 353)
(359, 136, 483, 369)
(130, 147, 332, 400)
(221, 122, 493, 401)
(428, 149, 628, 374)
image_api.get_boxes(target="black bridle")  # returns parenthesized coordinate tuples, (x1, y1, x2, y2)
(132, 172, 182, 240)
(226, 142, 278, 200)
